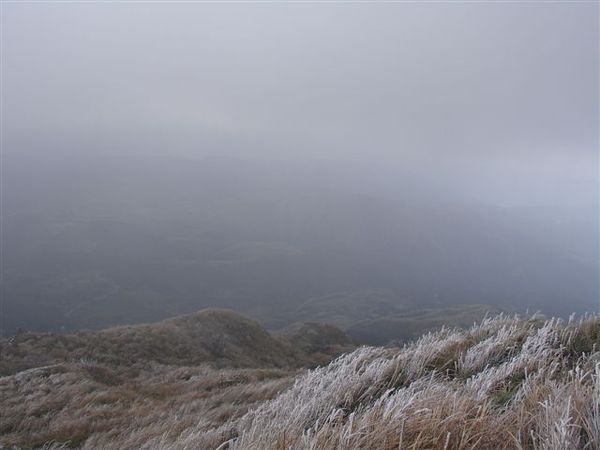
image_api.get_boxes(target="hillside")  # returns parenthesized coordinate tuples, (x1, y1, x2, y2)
(198, 314, 600, 450)
(0, 309, 353, 449)
(1, 314, 599, 449)
(0, 309, 354, 376)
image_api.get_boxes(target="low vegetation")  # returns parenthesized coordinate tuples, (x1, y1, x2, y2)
(1, 313, 599, 449)
(0, 309, 353, 376)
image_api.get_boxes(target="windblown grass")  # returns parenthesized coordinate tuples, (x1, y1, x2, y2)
(181, 315, 600, 450)
(2, 314, 599, 449)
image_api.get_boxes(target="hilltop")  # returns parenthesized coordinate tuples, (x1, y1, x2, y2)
(0, 308, 353, 376)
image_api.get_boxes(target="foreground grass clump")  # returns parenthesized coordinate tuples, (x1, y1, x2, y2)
(2, 314, 599, 449)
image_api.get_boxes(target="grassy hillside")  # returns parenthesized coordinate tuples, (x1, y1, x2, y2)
(201, 315, 600, 450)
(0, 309, 353, 376)
(0, 309, 353, 449)
(1, 363, 295, 449)
(1, 314, 599, 449)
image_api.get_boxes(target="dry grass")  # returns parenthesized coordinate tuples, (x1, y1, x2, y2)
(1, 314, 599, 449)
(0, 309, 351, 376)
(176, 315, 600, 450)
(1, 362, 295, 449)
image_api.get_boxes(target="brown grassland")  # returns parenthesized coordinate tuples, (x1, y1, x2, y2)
(1, 311, 599, 449)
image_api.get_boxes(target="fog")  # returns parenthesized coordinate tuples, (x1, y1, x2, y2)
(2, 2, 598, 336)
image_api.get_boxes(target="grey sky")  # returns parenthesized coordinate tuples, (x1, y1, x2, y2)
(3, 2, 598, 205)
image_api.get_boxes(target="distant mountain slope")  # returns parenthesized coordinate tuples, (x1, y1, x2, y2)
(346, 303, 501, 345)
(5, 154, 598, 335)
(285, 289, 402, 328)
(0, 309, 354, 376)
(257, 290, 499, 346)
(282, 322, 353, 366)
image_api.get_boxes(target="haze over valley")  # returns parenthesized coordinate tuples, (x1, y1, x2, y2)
(4, 150, 598, 340)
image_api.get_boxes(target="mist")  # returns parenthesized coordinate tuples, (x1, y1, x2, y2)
(2, 2, 598, 337)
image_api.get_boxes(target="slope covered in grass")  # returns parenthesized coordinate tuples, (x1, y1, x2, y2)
(0, 308, 353, 376)
(0, 363, 295, 449)
(0, 309, 353, 448)
(175, 315, 600, 450)
(2, 314, 599, 449)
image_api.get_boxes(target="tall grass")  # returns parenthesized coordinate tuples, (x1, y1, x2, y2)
(2, 314, 599, 449)
(177, 315, 600, 450)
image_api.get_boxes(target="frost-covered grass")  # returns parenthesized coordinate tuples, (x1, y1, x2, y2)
(2, 314, 599, 449)
(177, 315, 600, 450)
(0, 363, 295, 449)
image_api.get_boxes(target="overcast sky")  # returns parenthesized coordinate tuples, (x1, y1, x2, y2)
(3, 2, 598, 206)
